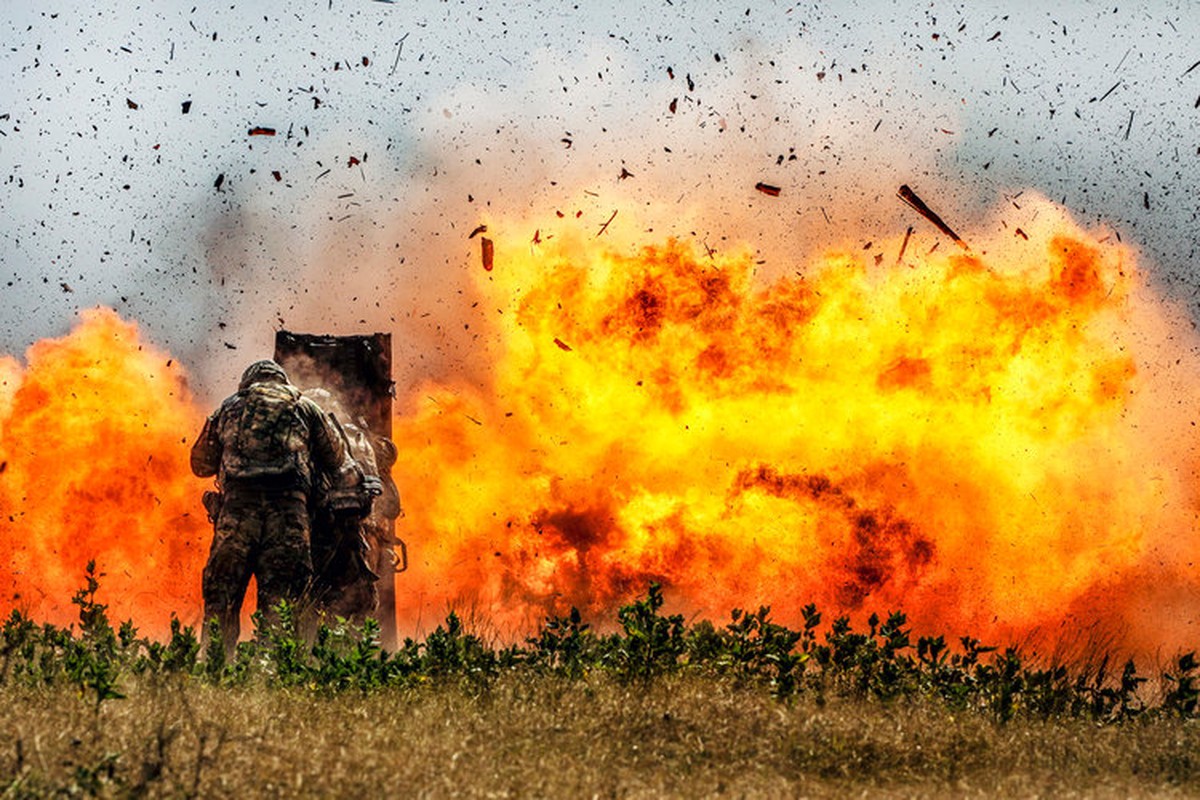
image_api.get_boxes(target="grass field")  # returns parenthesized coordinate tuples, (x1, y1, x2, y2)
(4, 676, 1200, 798)
(4, 572, 1200, 797)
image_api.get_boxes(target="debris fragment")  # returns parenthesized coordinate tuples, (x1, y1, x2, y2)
(619, 167, 634, 180)
(60, 282, 73, 293)
(596, 210, 618, 237)
(553, 338, 573, 352)
(272, 170, 282, 181)
(897, 185, 968, 250)
(896, 225, 913, 264)
(1015, 228, 1029, 240)
(469, 224, 487, 239)
(1092, 81, 1121, 103)
(224, 342, 237, 349)
(988, 31, 1001, 41)
(181, 100, 192, 114)
(754, 182, 781, 197)
(126, 98, 139, 110)
(481, 237, 494, 271)
(389, 33, 409, 77)
(669, 98, 677, 113)
(214, 173, 225, 191)
(248, 127, 276, 136)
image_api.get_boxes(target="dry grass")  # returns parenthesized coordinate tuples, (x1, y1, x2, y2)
(3, 674, 1200, 798)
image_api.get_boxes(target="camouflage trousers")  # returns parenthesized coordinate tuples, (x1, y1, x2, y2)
(201, 486, 312, 656)
(311, 516, 380, 623)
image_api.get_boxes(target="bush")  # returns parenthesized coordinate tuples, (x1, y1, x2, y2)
(0, 566, 1187, 724)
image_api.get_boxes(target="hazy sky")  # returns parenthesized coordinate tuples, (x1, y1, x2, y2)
(2, 1, 1198, 398)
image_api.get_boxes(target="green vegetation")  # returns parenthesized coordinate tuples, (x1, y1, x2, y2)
(3, 563, 1200, 796)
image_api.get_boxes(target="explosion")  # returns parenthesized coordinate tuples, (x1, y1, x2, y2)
(0, 309, 209, 630)
(395, 197, 1200, 655)
(3, 197, 1200, 656)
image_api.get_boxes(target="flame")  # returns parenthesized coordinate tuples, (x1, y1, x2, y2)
(0, 308, 209, 631)
(2, 197, 1200, 657)
(395, 198, 1200, 655)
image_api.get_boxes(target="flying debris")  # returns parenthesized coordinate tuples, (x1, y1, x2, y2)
(896, 226, 914, 264)
(480, 237, 494, 271)
(596, 210, 618, 237)
(897, 185, 968, 250)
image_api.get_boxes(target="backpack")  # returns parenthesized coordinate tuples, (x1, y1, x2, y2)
(218, 382, 310, 483)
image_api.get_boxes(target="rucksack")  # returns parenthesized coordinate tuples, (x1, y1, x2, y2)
(218, 382, 309, 483)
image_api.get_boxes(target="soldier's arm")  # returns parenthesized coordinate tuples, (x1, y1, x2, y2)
(190, 414, 222, 478)
(302, 399, 347, 476)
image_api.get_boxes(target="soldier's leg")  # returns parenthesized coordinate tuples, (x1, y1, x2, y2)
(201, 496, 257, 658)
(255, 492, 314, 632)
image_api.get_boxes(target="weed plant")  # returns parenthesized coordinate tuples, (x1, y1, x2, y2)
(1, 562, 1191, 723)
(4, 563, 1200, 796)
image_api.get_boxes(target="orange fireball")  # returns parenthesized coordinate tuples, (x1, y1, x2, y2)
(0, 309, 209, 632)
(393, 198, 1200, 656)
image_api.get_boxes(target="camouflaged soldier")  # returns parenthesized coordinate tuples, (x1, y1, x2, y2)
(305, 388, 396, 623)
(190, 359, 345, 657)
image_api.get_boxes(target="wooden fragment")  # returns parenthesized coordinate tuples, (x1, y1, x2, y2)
(897, 185, 968, 250)
(481, 237, 494, 271)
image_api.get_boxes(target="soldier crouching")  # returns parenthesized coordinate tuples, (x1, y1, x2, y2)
(190, 359, 346, 658)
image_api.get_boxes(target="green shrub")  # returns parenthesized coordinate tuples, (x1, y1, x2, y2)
(3, 565, 1195, 725)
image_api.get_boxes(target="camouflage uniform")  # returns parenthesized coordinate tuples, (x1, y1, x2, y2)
(191, 360, 345, 656)
(306, 390, 402, 623)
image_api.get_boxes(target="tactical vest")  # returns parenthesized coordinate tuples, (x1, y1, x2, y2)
(217, 382, 311, 487)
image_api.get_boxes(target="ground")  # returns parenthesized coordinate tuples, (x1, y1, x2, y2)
(3, 674, 1199, 798)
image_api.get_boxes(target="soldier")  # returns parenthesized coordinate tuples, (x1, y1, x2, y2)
(191, 359, 346, 657)
(305, 389, 402, 623)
